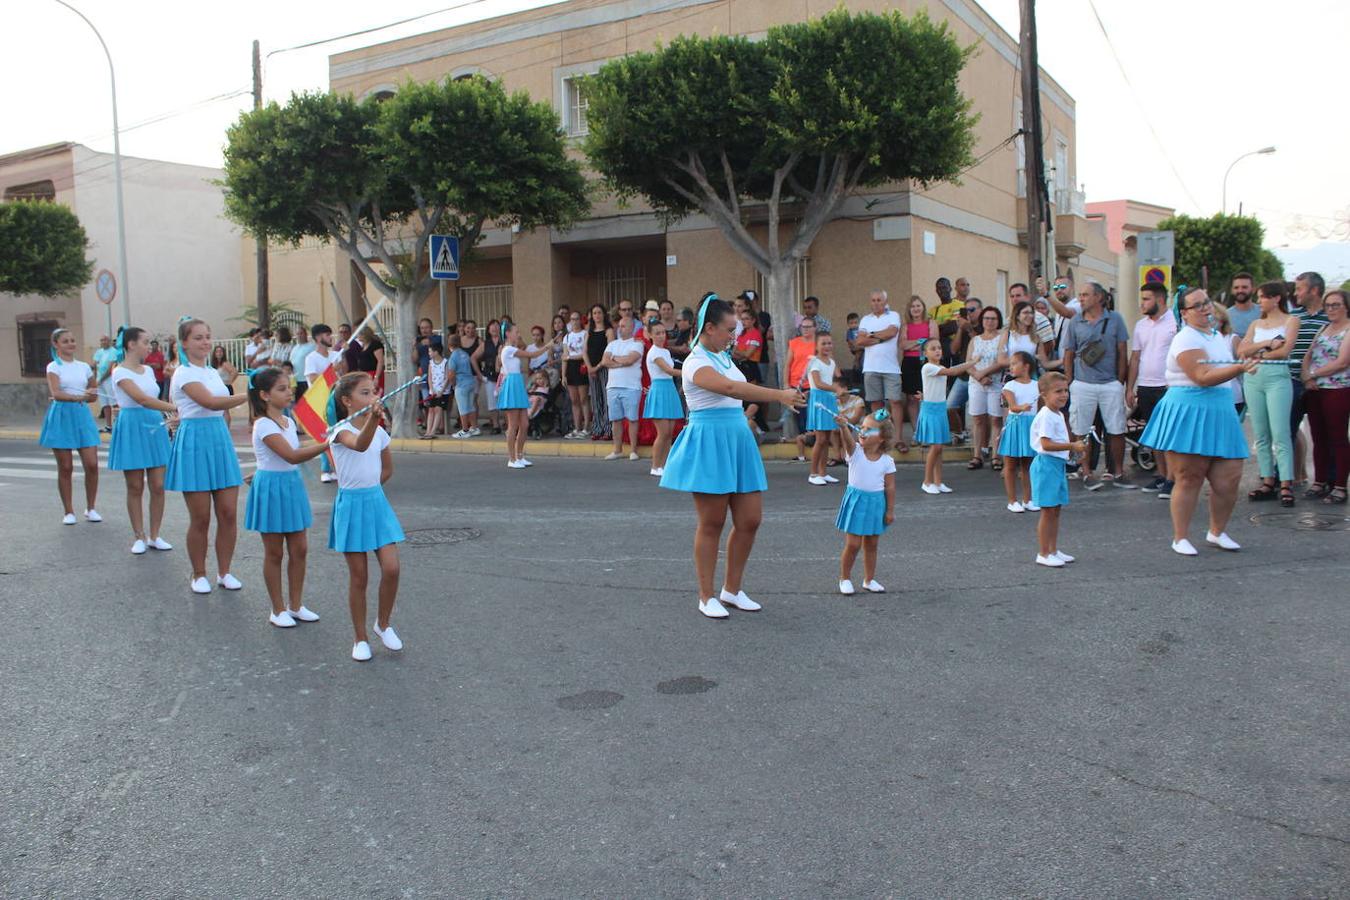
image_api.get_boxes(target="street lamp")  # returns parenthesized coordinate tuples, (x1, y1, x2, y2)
(51, 0, 130, 328)
(1222, 146, 1276, 215)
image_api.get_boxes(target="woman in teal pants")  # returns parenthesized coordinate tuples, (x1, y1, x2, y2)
(1238, 282, 1300, 507)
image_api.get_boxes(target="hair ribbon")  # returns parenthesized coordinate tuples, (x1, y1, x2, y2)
(177, 315, 193, 366)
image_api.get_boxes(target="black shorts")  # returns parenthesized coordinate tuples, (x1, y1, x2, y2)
(1134, 385, 1167, 421)
(564, 359, 586, 387)
(900, 356, 924, 395)
(425, 394, 448, 409)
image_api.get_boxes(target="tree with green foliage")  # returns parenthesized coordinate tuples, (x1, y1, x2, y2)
(222, 76, 589, 435)
(1155, 212, 1285, 294)
(584, 8, 976, 379)
(0, 200, 93, 297)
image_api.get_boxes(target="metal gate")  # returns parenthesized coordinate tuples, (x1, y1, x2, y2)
(459, 284, 514, 325)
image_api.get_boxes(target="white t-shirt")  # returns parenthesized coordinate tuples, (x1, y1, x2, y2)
(331, 421, 390, 489)
(806, 357, 837, 390)
(500, 344, 523, 377)
(111, 365, 158, 409)
(1166, 327, 1235, 388)
(858, 310, 902, 374)
(563, 329, 586, 360)
(846, 443, 896, 492)
(252, 415, 300, 472)
(47, 359, 93, 396)
(1002, 378, 1040, 413)
(244, 339, 264, 365)
(303, 347, 336, 384)
(682, 348, 744, 411)
(646, 346, 674, 381)
(427, 358, 450, 394)
(920, 362, 947, 402)
(171, 363, 228, 419)
(525, 342, 550, 371)
(605, 338, 645, 390)
(1030, 406, 1070, 459)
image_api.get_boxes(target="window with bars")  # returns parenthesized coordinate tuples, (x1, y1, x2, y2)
(564, 77, 590, 137)
(459, 284, 514, 328)
(4, 180, 56, 201)
(18, 320, 58, 377)
(597, 264, 646, 307)
(753, 257, 811, 316)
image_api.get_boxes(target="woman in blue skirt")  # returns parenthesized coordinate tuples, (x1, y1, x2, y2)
(39, 328, 102, 525)
(246, 367, 331, 628)
(660, 293, 804, 619)
(643, 321, 684, 477)
(329, 372, 404, 662)
(107, 326, 178, 554)
(497, 322, 550, 469)
(1140, 287, 1257, 556)
(998, 351, 1040, 513)
(168, 317, 249, 595)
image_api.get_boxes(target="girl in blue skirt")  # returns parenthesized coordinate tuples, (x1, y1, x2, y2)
(246, 367, 331, 629)
(643, 321, 684, 477)
(168, 317, 249, 595)
(806, 332, 841, 486)
(1029, 373, 1087, 568)
(108, 326, 178, 554)
(916, 339, 977, 494)
(329, 373, 405, 661)
(660, 293, 804, 619)
(833, 411, 896, 595)
(40, 328, 102, 525)
(998, 351, 1040, 513)
(497, 322, 551, 469)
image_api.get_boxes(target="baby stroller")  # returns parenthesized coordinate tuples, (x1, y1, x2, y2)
(528, 380, 566, 439)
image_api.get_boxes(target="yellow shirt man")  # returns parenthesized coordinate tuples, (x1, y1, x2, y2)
(931, 298, 963, 324)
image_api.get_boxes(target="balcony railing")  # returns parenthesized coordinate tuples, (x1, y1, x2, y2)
(1055, 188, 1086, 217)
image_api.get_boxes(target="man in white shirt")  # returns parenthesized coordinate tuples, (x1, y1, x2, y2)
(601, 317, 645, 460)
(854, 289, 903, 422)
(302, 324, 339, 483)
(243, 328, 265, 370)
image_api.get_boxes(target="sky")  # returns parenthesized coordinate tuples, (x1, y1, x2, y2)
(5, 0, 1348, 280)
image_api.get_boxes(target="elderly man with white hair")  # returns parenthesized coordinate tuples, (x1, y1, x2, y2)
(854, 289, 903, 425)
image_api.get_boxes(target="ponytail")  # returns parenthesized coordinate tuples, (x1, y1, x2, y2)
(247, 366, 286, 417)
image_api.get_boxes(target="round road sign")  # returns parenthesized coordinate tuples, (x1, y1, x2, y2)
(95, 269, 117, 305)
(1143, 266, 1167, 284)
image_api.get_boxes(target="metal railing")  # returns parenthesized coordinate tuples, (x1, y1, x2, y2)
(1055, 188, 1086, 217)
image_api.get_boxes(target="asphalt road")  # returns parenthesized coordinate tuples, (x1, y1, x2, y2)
(1, 439, 1347, 898)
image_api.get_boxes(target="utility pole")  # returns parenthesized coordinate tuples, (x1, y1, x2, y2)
(253, 39, 270, 332)
(1019, 0, 1048, 288)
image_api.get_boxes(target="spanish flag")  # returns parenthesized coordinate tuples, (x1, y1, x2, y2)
(293, 365, 337, 443)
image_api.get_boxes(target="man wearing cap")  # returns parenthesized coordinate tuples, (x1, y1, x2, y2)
(855, 289, 904, 423)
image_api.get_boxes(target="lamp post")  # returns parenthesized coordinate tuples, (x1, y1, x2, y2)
(1222, 146, 1275, 215)
(51, 0, 130, 328)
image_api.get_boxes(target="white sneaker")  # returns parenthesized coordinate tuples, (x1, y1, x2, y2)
(507, 459, 525, 469)
(352, 641, 372, 661)
(1206, 531, 1241, 551)
(290, 605, 319, 622)
(148, 536, 173, 551)
(1171, 539, 1199, 556)
(372, 621, 403, 651)
(1024, 501, 1040, 512)
(808, 475, 828, 486)
(603, 452, 623, 461)
(520, 458, 533, 467)
(719, 588, 762, 611)
(269, 610, 297, 628)
(190, 576, 211, 594)
(131, 539, 147, 555)
(217, 573, 243, 591)
(468, 427, 482, 436)
(320, 472, 335, 483)
(1036, 554, 1066, 568)
(628, 452, 640, 461)
(822, 474, 839, 484)
(84, 509, 103, 523)
(62, 513, 77, 525)
(839, 579, 856, 595)
(649, 467, 664, 477)
(452, 430, 470, 439)
(698, 597, 730, 619)
(1006, 502, 1025, 513)
(937, 483, 953, 494)
(863, 579, 886, 593)
(921, 483, 940, 494)
(794, 455, 807, 462)
(1054, 550, 1075, 563)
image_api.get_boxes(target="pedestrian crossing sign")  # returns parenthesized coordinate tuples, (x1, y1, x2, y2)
(429, 235, 460, 281)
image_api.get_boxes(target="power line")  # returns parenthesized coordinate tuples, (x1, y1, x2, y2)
(264, 0, 501, 59)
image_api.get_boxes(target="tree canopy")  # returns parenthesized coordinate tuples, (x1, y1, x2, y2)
(1155, 213, 1285, 292)
(0, 200, 93, 297)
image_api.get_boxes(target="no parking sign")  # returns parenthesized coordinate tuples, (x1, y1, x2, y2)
(1139, 264, 1171, 296)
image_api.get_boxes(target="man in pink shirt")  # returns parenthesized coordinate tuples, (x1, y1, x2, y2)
(1126, 282, 1178, 494)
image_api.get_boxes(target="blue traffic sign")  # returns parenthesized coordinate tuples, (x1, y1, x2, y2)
(429, 235, 460, 281)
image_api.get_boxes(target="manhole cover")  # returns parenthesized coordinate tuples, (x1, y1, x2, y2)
(1248, 512, 1350, 532)
(402, 527, 481, 546)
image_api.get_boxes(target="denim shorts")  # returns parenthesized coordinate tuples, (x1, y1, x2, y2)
(608, 387, 641, 421)
(454, 381, 477, 415)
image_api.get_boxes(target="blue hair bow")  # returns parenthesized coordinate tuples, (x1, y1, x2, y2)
(872, 408, 890, 423)
(177, 315, 193, 366)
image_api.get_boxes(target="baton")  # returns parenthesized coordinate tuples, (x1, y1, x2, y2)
(325, 375, 424, 436)
(1199, 358, 1295, 365)
(814, 401, 862, 434)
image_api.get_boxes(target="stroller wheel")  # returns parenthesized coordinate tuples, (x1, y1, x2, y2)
(1130, 444, 1156, 473)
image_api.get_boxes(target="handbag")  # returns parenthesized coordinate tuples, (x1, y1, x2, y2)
(1077, 314, 1111, 368)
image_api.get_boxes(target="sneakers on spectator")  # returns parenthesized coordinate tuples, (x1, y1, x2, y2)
(452, 429, 471, 439)
(1158, 480, 1174, 499)
(468, 426, 482, 436)
(1141, 476, 1166, 493)
(1083, 476, 1104, 492)
(1109, 475, 1137, 490)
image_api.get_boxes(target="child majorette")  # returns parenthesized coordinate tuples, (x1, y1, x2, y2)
(806, 331, 842, 486)
(833, 410, 896, 595)
(39, 328, 103, 525)
(245, 367, 332, 628)
(998, 350, 1041, 513)
(1029, 372, 1087, 568)
(643, 320, 684, 477)
(914, 339, 977, 494)
(497, 322, 550, 468)
(107, 326, 178, 553)
(328, 372, 405, 661)
(167, 317, 250, 594)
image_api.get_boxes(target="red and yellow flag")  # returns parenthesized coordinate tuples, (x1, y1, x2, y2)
(293, 365, 337, 443)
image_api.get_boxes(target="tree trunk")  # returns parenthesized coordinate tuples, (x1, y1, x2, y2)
(389, 287, 419, 439)
(763, 261, 793, 397)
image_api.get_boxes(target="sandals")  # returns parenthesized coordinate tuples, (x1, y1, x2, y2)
(991, 458, 1004, 472)
(967, 458, 984, 470)
(1323, 488, 1347, 505)
(895, 442, 910, 455)
(1279, 485, 1295, 508)
(1304, 482, 1330, 500)
(1248, 482, 1277, 502)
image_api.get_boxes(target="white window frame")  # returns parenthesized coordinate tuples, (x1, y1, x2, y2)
(555, 60, 605, 139)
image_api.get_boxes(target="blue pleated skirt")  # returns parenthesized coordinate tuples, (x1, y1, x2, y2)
(835, 485, 887, 536)
(660, 407, 767, 495)
(39, 401, 100, 450)
(245, 468, 313, 533)
(329, 485, 404, 552)
(1139, 386, 1249, 459)
(165, 416, 242, 492)
(498, 372, 528, 410)
(806, 388, 838, 431)
(997, 411, 1035, 458)
(644, 378, 683, 420)
(1031, 454, 1069, 508)
(914, 400, 950, 445)
(108, 407, 170, 470)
